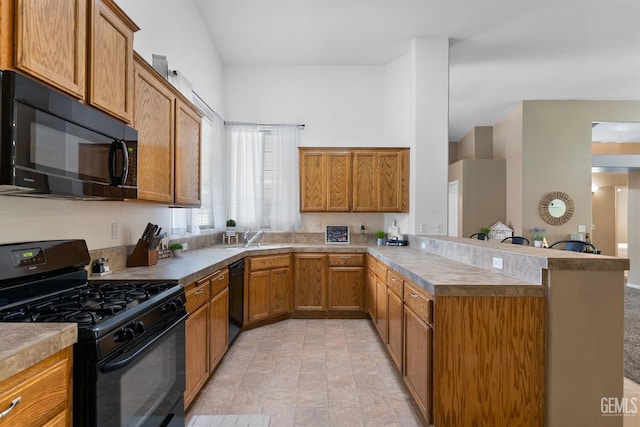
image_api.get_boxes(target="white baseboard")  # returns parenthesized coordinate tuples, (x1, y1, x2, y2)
(626, 283, 640, 290)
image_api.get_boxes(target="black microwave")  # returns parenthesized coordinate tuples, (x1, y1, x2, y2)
(0, 70, 137, 200)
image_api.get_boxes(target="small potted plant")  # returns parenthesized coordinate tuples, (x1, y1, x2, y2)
(375, 230, 386, 246)
(226, 219, 236, 236)
(168, 242, 184, 257)
(530, 227, 546, 247)
(480, 227, 491, 237)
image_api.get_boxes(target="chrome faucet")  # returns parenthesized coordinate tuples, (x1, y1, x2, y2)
(243, 229, 265, 248)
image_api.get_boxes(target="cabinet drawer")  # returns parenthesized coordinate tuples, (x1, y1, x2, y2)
(185, 281, 210, 314)
(387, 270, 403, 297)
(249, 254, 290, 271)
(0, 355, 70, 426)
(210, 268, 229, 296)
(404, 282, 433, 324)
(328, 253, 364, 267)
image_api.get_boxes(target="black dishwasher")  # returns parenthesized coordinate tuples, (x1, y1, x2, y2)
(228, 258, 244, 345)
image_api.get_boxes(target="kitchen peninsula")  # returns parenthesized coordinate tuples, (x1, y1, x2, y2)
(98, 236, 628, 426)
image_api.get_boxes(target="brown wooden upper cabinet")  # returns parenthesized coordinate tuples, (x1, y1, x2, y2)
(133, 53, 201, 206)
(1, 0, 138, 123)
(299, 147, 409, 213)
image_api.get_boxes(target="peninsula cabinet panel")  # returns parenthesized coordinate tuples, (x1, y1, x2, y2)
(433, 296, 545, 427)
(294, 254, 327, 311)
(133, 55, 174, 203)
(174, 99, 201, 206)
(88, 0, 136, 123)
(12, 0, 86, 98)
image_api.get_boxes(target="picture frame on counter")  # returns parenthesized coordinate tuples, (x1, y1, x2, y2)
(326, 225, 350, 244)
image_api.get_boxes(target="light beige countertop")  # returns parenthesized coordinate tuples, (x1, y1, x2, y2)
(0, 323, 77, 382)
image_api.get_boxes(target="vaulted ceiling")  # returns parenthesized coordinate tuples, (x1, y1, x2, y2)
(195, 0, 640, 142)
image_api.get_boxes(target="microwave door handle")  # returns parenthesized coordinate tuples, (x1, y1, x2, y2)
(108, 140, 129, 185)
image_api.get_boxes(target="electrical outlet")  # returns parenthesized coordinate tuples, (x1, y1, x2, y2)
(182, 243, 188, 251)
(435, 223, 444, 234)
(578, 225, 586, 233)
(111, 223, 119, 240)
(313, 222, 322, 231)
(492, 257, 503, 270)
(420, 223, 427, 233)
(421, 242, 426, 250)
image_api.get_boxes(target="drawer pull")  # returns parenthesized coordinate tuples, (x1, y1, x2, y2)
(0, 397, 21, 418)
(218, 276, 226, 281)
(391, 278, 398, 282)
(340, 256, 352, 259)
(410, 292, 419, 299)
(194, 288, 204, 295)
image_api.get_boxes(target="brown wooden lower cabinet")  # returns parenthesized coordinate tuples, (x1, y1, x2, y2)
(404, 303, 432, 423)
(0, 347, 73, 426)
(209, 268, 229, 371)
(387, 287, 403, 371)
(247, 254, 292, 324)
(294, 253, 327, 311)
(374, 275, 387, 338)
(184, 301, 209, 408)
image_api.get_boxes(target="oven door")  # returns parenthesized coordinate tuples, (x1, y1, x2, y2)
(95, 314, 186, 427)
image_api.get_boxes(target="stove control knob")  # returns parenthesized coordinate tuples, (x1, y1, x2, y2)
(132, 321, 145, 335)
(163, 298, 182, 313)
(115, 327, 135, 343)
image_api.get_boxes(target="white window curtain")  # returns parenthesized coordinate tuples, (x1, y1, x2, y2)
(200, 113, 227, 229)
(269, 125, 301, 231)
(226, 124, 264, 229)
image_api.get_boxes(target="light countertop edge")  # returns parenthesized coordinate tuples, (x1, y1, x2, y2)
(0, 323, 77, 383)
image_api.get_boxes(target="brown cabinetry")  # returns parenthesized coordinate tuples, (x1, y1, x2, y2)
(0, 347, 73, 426)
(353, 149, 409, 212)
(184, 278, 210, 408)
(0, 0, 138, 122)
(386, 270, 404, 371)
(209, 268, 229, 372)
(247, 254, 292, 324)
(299, 149, 351, 211)
(299, 148, 409, 213)
(403, 280, 433, 424)
(294, 253, 365, 313)
(133, 53, 201, 206)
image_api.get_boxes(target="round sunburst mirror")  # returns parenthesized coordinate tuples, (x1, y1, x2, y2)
(538, 191, 574, 225)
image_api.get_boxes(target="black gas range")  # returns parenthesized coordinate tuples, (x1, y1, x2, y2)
(0, 240, 187, 427)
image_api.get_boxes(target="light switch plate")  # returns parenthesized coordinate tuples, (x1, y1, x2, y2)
(492, 257, 503, 269)
(578, 225, 586, 233)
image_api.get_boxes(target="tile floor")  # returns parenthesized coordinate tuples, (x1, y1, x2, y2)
(185, 319, 424, 427)
(186, 318, 640, 426)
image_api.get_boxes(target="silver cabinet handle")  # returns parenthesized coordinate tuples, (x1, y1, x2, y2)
(0, 397, 21, 418)
(194, 288, 204, 295)
(391, 277, 398, 282)
(218, 275, 226, 281)
(410, 292, 418, 299)
(340, 256, 352, 259)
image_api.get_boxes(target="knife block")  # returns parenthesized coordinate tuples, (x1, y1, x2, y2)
(127, 239, 158, 267)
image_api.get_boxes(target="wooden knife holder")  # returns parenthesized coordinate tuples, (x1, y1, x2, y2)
(127, 239, 158, 267)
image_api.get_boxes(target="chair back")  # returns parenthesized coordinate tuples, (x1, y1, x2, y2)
(469, 233, 489, 241)
(548, 239, 597, 253)
(501, 236, 530, 245)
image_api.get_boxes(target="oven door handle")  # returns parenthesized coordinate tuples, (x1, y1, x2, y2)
(100, 313, 187, 374)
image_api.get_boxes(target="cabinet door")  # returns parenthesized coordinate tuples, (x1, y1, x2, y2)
(366, 268, 376, 319)
(352, 151, 377, 211)
(248, 270, 270, 323)
(387, 288, 403, 371)
(89, 0, 135, 122)
(270, 267, 291, 316)
(378, 150, 408, 212)
(327, 151, 351, 211)
(209, 287, 229, 372)
(185, 302, 209, 408)
(174, 99, 201, 206)
(328, 266, 363, 311)
(294, 254, 327, 311)
(404, 305, 432, 423)
(14, 0, 86, 98)
(133, 57, 175, 203)
(299, 151, 327, 211)
(374, 276, 387, 338)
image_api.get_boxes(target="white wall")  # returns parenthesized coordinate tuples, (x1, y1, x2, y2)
(114, 0, 224, 112)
